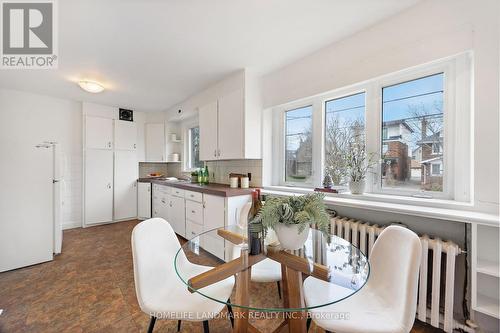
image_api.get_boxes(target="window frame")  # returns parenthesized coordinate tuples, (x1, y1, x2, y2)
(372, 65, 453, 199)
(272, 53, 472, 203)
(277, 103, 317, 187)
(182, 118, 202, 172)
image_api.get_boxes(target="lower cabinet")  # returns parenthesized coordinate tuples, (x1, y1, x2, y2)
(169, 194, 186, 238)
(137, 182, 151, 220)
(151, 184, 251, 261)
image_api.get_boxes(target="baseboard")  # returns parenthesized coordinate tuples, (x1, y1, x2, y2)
(62, 221, 82, 230)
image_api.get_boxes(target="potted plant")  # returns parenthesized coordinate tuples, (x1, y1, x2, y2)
(190, 170, 198, 183)
(346, 143, 377, 194)
(252, 193, 330, 250)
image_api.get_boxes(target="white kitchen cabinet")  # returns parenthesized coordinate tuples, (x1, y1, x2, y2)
(115, 120, 137, 151)
(199, 101, 218, 160)
(472, 223, 500, 319)
(86, 116, 113, 150)
(85, 149, 114, 224)
(114, 150, 138, 220)
(218, 88, 244, 160)
(138, 182, 151, 220)
(145, 123, 165, 162)
(153, 184, 169, 219)
(203, 194, 225, 231)
(198, 70, 262, 161)
(169, 194, 186, 238)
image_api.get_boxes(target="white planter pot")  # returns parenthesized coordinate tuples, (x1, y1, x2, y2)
(349, 180, 366, 194)
(274, 223, 310, 250)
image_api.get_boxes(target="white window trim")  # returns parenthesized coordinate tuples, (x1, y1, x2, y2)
(271, 52, 473, 203)
(182, 117, 201, 172)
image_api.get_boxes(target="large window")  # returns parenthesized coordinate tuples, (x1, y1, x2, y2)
(324, 92, 365, 185)
(381, 73, 444, 192)
(285, 106, 313, 183)
(187, 126, 203, 170)
(273, 54, 472, 201)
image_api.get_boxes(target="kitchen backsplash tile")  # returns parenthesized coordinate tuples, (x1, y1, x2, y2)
(139, 162, 169, 178)
(205, 159, 262, 187)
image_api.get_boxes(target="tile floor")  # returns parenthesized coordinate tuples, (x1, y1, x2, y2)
(0, 220, 441, 332)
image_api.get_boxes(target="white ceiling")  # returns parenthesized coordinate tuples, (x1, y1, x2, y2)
(0, 0, 420, 112)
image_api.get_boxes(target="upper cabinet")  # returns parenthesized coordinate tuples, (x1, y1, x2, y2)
(218, 88, 244, 160)
(85, 116, 113, 150)
(199, 101, 219, 160)
(115, 120, 137, 151)
(145, 123, 165, 162)
(198, 70, 262, 161)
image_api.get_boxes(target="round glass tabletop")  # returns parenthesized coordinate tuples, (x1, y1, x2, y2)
(174, 225, 369, 312)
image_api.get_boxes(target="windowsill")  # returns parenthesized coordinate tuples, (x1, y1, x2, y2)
(262, 186, 499, 226)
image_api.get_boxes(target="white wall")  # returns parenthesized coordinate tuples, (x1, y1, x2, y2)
(0, 89, 83, 229)
(164, 70, 245, 121)
(261, 0, 499, 215)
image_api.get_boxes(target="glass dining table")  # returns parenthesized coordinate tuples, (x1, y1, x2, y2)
(174, 225, 369, 333)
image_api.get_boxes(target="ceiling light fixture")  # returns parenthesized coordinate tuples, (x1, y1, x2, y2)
(78, 80, 105, 93)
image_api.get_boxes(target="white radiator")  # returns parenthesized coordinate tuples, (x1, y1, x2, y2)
(330, 216, 468, 333)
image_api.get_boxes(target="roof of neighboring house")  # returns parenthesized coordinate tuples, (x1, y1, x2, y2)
(417, 132, 443, 145)
(420, 156, 443, 164)
(383, 119, 414, 133)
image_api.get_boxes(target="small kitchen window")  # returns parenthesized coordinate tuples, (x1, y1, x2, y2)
(187, 126, 203, 170)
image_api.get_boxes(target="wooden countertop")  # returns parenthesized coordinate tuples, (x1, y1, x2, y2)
(138, 178, 256, 197)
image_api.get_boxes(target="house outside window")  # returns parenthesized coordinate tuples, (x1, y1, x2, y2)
(381, 73, 444, 192)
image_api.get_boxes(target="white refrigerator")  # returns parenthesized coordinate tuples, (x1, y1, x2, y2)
(0, 142, 63, 272)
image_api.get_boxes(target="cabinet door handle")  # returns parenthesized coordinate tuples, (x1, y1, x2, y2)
(217, 149, 221, 157)
(214, 149, 217, 157)
(133, 143, 136, 149)
(108, 142, 112, 148)
(191, 210, 195, 214)
(107, 183, 112, 189)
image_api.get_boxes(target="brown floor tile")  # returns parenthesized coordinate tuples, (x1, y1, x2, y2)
(0, 219, 442, 333)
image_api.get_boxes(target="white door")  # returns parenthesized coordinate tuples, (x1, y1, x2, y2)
(138, 182, 151, 219)
(85, 149, 114, 225)
(114, 150, 138, 220)
(145, 123, 165, 161)
(170, 195, 186, 238)
(115, 120, 137, 151)
(86, 116, 113, 150)
(199, 100, 219, 161)
(218, 88, 244, 160)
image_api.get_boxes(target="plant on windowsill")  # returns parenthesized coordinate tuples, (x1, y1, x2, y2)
(252, 193, 330, 250)
(346, 143, 377, 195)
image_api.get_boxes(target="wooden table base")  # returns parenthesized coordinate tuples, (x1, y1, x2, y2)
(231, 264, 307, 333)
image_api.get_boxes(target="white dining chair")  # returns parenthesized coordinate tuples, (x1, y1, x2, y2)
(131, 218, 235, 333)
(238, 202, 283, 298)
(303, 225, 422, 333)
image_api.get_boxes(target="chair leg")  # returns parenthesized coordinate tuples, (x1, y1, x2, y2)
(227, 298, 234, 328)
(276, 281, 282, 299)
(306, 317, 312, 331)
(202, 320, 209, 333)
(147, 316, 156, 333)
(177, 320, 181, 332)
